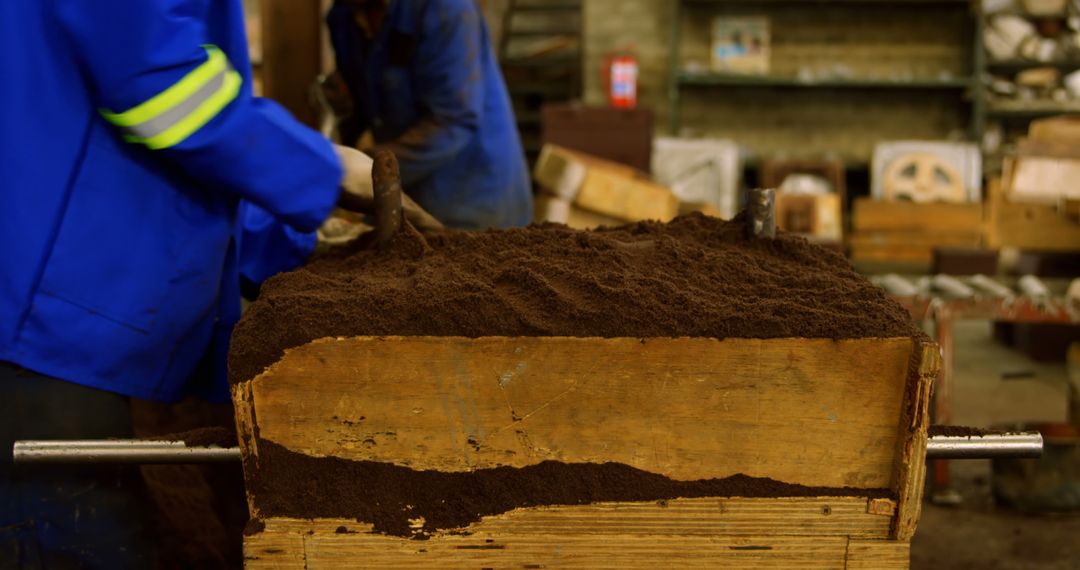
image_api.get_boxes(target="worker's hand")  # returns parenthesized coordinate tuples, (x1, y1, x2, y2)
(334, 144, 443, 232)
(335, 144, 375, 210)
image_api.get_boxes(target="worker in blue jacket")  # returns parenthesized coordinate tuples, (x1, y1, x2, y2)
(0, 1, 437, 566)
(327, 0, 534, 229)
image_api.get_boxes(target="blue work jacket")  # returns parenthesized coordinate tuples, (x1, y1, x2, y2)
(0, 1, 341, 402)
(327, 0, 532, 229)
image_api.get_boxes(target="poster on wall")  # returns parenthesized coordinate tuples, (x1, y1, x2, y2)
(711, 16, 770, 75)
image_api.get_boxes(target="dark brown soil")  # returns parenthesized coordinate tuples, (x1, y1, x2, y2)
(131, 399, 246, 569)
(928, 425, 993, 437)
(230, 212, 921, 384)
(141, 426, 237, 447)
(250, 438, 892, 539)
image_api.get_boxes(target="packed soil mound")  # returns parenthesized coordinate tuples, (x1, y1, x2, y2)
(230, 212, 920, 384)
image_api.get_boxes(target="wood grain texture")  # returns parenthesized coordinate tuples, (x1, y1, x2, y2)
(299, 534, 851, 569)
(852, 199, 984, 234)
(891, 343, 938, 541)
(253, 496, 890, 539)
(334, 534, 855, 568)
(988, 174, 1080, 251)
(575, 167, 679, 222)
(849, 244, 938, 266)
(246, 515, 909, 570)
(244, 530, 305, 569)
(846, 539, 911, 570)
(245, 336, 915, 489)
(848, 232, 983, 249)
(231, 380, 259, 516)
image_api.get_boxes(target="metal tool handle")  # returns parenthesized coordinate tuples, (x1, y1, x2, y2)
(925, 432, 1043, 460)
(13, 432, 1044, 464)
(746, 188, 777, 239)
(13, 440, 240, 464)
(372, 149, 403, 247)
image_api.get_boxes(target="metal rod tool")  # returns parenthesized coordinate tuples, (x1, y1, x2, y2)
(746, 188, 776, 239)
(371, 149, 403, 248)
(924, 432, 1043, 460)
(13, 432, 1044, 464)
(13, 440, 241, 464)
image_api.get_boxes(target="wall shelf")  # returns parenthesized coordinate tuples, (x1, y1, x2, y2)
(667, 0, 978, 159)
(987, 103, 1080, 119)
(987, 60, 1080, 73)
(678, 72, 972, 89)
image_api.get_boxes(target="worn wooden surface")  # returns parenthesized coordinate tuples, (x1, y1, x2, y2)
(849, 233, 984, 267)
(852, 199, 984, 234)
(533, 194, 626, 229)
(238, 336, 932, 569)
(243, 336, 915, 490)
(532, 144, 678, 222)
(245, 497, 904, 569)
(987, 175, 1080, 251)
(890, 343, 938, 541)
(575, 167, 679, 222)
(846, 539, 910, 570)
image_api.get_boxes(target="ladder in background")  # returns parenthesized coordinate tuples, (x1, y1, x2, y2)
(498, 0, 583, 166)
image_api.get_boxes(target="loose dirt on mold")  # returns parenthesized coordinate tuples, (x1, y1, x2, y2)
(232, 212, 926, 539)
(230, 212, 922, 384)
(140, 426, 237, 447)
(928, 425, 995, 437)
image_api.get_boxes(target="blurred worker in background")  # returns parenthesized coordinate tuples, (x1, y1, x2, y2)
(0, 1, 435, 566)
(327, 0, 533, 229)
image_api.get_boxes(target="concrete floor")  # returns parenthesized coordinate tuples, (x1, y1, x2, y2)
(910, 320, 1080, 569)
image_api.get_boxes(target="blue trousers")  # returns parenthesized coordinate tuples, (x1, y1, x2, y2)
(0, 363, 154, 569)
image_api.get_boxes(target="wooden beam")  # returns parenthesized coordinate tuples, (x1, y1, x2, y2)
(260, 0, 322, 127)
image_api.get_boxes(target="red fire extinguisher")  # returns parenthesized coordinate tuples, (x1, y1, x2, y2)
(605, 49, 638, 109)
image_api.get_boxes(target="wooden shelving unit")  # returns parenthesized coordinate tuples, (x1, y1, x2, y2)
(666, 0, 979, 164)
(678, 72, 972, 89)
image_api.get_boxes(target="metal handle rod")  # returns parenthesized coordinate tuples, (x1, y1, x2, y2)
(746, 188, 776, 239)
(14, 432, 1044, 464)
(925, 432, 1043, 459)
(13, 440, 240, 464)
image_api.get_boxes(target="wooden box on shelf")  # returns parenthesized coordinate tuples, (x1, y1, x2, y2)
(986, 176, 1080, 251)
(850, 199, 985, 267)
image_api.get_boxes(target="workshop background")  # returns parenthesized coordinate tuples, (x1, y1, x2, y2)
(125, 1, 1080, 568)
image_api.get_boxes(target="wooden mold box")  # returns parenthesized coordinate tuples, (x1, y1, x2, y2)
(234, 336, 938, 569)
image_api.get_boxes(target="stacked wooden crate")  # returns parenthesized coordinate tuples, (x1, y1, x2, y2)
(988, 116, 1080, 251)
(849, 199, 984, 267)
(532, 144, 682, 229)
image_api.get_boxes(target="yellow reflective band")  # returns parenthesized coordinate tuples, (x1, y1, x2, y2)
(101, 46, 228, 128)
(138, 69, 241, 149)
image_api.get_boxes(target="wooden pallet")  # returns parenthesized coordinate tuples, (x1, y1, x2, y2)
(235, 336, 938, 569)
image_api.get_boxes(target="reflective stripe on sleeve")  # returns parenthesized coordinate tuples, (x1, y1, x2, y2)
(101, 45, 242, 150)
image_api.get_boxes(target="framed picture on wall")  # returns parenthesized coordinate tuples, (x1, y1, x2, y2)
(711, 16, 770, 75)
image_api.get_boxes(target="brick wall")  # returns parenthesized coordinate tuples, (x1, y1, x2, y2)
(583, 0, 673, 126)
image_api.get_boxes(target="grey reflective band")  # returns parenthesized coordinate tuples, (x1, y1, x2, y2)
(100, 45, 242, 150)
(124, 68, 229, 141)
